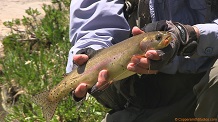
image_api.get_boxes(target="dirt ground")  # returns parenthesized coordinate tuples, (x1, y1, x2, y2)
(0, 0, 51, 69)
(0, 0, 51, 39)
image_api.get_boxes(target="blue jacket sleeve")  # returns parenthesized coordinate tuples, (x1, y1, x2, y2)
(160, 19, 218, 74)
(66, 0, 130, 73)
(194, 19, 218, 57)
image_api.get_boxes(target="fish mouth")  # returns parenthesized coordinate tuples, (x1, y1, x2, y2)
(162, 35, 173, 47)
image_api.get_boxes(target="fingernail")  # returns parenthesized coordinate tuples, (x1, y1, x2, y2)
(127, 63, 135, 71)
(146, 53, 153, 58)
(101, 70, 107, 78)
(104, 72, 107, 79)
(81, 85, 88, 92)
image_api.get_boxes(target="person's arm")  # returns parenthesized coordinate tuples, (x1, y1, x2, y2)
(66, 0, 130, 73)
(193, 19, 218, 57)
(141, 19, 218, 74)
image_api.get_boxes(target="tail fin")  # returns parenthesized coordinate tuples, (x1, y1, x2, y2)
(32, 90, 59, 122)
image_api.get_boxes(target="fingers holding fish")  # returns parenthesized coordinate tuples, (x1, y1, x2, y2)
(127, 50, 160, 74)
(73, 54, 89, 66)
(145, 50, 162, 60)
(132, 26, 144, 36)
(96, 70, 109, 90)
(73, 83, 88, 100)
(73, 69, 109, 100)
(72, 52, 109, 99)
(127, 62, 158, 74)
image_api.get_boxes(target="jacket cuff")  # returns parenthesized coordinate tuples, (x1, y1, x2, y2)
(194, 23, 218, 57)
(72, 91, 85, 102)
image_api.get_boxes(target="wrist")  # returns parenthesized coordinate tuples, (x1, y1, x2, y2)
(193, 26, 200, 40)
(174, 23, 198, 56)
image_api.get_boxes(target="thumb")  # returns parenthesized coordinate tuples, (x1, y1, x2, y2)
(73, 54, 89, 66)
(132, 26, 144, 36)
(73, 83, 88, 98)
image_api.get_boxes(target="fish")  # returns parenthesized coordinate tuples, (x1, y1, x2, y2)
(32, 31, 173, 121)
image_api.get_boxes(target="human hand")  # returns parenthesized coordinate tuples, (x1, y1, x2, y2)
(72, 48, 109, 101)
(126, 27, 162, 74)
(128, 20, 199, 73)
(142, 20, 199, 56)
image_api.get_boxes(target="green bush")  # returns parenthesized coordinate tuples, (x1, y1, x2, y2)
(0, 0, 108, 121)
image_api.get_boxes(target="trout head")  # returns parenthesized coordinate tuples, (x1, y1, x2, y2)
(140, 31, 173, 52)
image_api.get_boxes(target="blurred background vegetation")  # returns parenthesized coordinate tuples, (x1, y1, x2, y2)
(0, 0, 108, 121)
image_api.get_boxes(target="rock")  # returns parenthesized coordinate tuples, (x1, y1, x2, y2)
(0, 41, 4, 76)
(0, 41, 4, 59)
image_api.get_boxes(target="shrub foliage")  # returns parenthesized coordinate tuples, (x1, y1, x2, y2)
(0, 0, 108, 121)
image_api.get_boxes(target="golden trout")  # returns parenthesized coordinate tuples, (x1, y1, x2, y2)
(32, 31, 173, 121)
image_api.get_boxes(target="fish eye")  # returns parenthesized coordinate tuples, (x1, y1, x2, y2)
(155, 34, 162, 41)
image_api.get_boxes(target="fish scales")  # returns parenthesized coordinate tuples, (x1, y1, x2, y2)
(32, 31, 173, 122)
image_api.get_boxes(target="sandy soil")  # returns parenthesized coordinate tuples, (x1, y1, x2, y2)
(0, 0, 51, 60)
(0, 0, 51, 38)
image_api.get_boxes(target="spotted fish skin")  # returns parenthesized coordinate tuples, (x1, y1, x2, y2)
(32, 31, 173, 122)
